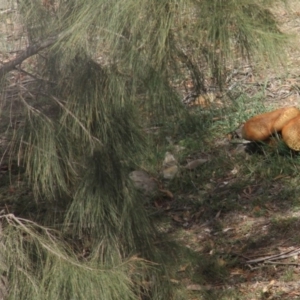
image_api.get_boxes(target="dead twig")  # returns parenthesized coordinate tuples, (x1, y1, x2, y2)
(263, 261, 300, 266)
(245, 247, 300, 264)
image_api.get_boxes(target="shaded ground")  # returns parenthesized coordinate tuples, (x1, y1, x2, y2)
(150, 1, 300, 299)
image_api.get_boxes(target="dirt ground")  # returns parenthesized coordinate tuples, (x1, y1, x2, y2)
(167, 2, 300, 299)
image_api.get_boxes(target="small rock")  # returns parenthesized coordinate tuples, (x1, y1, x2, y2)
(129, 170, 158, 195)
(163, 152, 177, 168)
(162, 165, 179, 180)
(162, 152, 179, 180)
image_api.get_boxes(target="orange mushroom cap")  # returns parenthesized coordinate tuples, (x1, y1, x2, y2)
(282, 114, 300, 151)
(242, 107, 300, 143)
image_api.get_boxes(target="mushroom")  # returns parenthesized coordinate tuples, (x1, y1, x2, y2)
(282, 115, 300, 151)
(242, 106, 300, 151)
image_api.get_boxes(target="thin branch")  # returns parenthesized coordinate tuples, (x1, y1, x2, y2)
(0, 36, 58, 80)
(264, 261, 300, 266)
(0, 9, 15, 15)
(245, 248, 300, 264)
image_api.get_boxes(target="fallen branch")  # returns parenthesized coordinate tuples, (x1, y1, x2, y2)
(245, 247, 300, 264)
(0, 35, 58, 79)
(263, 261, 300, 266)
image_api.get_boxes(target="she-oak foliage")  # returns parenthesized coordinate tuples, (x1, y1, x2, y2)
(0, 0, 287, 299)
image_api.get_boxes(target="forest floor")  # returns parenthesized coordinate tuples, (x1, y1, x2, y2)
(1, 1, 300, 300)
(155, 1, 300, 299)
